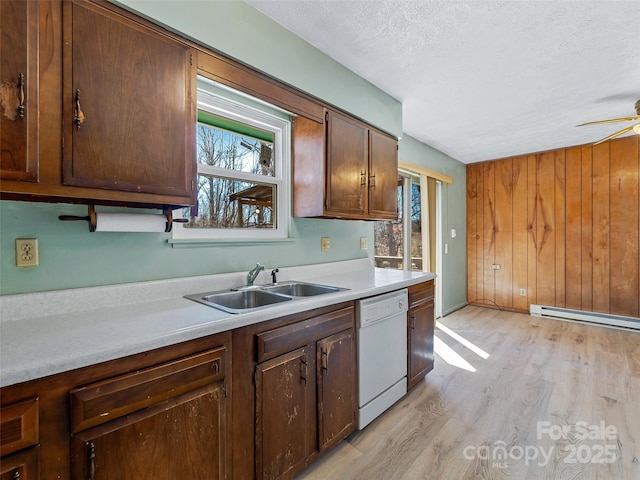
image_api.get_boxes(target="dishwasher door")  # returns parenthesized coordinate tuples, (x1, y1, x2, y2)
(357, 289, 408, 429)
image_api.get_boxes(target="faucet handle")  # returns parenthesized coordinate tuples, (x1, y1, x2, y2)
(271, 268, 279, 284)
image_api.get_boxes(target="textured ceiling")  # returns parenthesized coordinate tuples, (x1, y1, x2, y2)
(245, 0, 640, 163)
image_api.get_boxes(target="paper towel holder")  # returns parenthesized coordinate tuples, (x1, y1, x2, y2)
(58, 204, 187, 232)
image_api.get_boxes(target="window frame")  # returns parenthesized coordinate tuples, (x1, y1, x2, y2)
(172, 79, 292, 241)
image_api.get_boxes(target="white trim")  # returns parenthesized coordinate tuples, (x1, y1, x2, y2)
(173, 81, 292, 240)
(401, 174, 412, 271)
(435, 180, 443, 319)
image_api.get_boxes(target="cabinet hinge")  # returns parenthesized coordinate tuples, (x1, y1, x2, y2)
(190, 53, 193, 66)
(191, 179, 195, 191)
(325, 111, 329, 123)
(222, 382, 228, 398)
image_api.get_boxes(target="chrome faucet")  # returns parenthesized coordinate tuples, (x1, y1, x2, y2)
(247, 263, 265, 286)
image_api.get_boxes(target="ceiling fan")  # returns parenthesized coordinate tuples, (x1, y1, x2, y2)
(577, 99, 640, 145)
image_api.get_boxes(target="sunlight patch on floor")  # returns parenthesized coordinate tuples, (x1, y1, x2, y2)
(436, 320, 491, 359)
(434, 335, 477, 372)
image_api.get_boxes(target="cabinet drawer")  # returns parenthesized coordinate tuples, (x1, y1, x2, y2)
(0, 398, 39, 457)
(0, 446, 39, 480)
(409, 280, 435, 308)
(70, 346, 226, 433)
(257, 306, 354, 362)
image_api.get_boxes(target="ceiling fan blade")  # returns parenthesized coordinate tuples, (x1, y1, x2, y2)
(577, 115, 640, 126)
(593, 125, 635, 145)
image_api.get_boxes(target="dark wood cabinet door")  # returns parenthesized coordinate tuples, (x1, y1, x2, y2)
(71, 384, 227, 480)
(325, 110, 368, 217)
(62, 0, 195, 200)
(317, 328, 357, 452)
(255, 346, 317, 480)
(407, 300, 435, 390)
(292, 115, 325, 217)
(0, 447, 39, 480)
(368, 130, 398, 219)
(0, 0, 39, 182)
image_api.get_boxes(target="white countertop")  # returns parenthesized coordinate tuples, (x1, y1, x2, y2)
(0, 259, 435, 387)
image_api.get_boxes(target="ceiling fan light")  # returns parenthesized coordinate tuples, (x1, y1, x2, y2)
(634, 123, 640, 135)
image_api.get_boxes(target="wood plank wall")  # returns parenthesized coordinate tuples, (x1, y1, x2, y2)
(466, 135, 640, 317)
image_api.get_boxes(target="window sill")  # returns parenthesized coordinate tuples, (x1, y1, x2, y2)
(168, 237, 296, 248)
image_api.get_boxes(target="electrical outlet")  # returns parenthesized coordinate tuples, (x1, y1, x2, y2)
(360, 237, 368, 249)
(16, 238, 39, 267)
(519, 288, 527, 297)
(321, 237, 331, 251)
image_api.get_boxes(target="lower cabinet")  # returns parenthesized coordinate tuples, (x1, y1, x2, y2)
(317, 329, 357, 451)
(407, 280, 435, 390)
(251, 304, 357, 480)
(0, 331, 231, 480)
(255, 346, 317, 480)
(0, 302, 364, 480)
(0, 397, 40, 479)
(70, 387, 226, 479)
(0, 447, 39, 480)
(69, 347, 229, 480)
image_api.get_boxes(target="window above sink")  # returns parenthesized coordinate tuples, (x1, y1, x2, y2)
(173, 77, 293, 242)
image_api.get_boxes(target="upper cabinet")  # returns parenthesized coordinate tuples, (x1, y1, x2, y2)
(2, 0, 395, 213)
(293, 110, 398, 220)
(368, 128, 400, 219)
(0, 0, 39, 183)
(62, 0, 195, 199)
(325, 110, 369, 217)
(1, 0, 196, 208)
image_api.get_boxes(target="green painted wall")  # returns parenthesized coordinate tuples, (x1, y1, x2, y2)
(0, 201, 371, 295)
(398, 135, 467, 313)
(1, 0, 468, 311)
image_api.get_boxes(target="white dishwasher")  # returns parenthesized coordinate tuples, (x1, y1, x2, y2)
(356, 288, 408, 429)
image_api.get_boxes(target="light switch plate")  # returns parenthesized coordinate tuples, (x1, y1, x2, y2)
(321, 237, 331, 251)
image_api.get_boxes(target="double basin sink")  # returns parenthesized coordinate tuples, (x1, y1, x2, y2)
(185, 281, 347, 314)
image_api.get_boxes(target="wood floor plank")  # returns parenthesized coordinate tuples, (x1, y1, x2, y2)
(296, 306, 640, 480)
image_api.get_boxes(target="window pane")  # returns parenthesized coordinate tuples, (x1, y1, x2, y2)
(410, 182, 422, 271)
(374, 180, 403, 268)
(197, 121, 275, 177)
(186, 174, 276, 229)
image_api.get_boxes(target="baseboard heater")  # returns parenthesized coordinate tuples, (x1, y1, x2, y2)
(530, 305, 640, 331)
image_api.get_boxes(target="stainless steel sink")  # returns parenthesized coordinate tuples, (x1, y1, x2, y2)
(261, 281, 344, 297)
(184, 281, 347, 314)
(185, 289, 292, 314)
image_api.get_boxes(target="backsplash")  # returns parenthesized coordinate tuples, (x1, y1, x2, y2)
(0, 200, 372, 296)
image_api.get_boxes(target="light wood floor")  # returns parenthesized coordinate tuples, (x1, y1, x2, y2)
(296, 306, 640, 480)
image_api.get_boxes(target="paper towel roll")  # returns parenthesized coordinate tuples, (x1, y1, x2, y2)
(95, 213, 168, 232)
